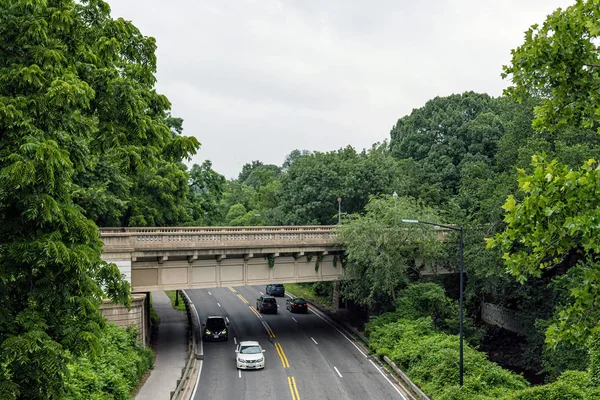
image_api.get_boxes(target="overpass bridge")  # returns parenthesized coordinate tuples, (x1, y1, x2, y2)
(100, 225, 454, 293)
(100, 226, 343, 292)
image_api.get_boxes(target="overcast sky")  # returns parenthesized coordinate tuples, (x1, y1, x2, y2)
(109, 0, 571, 179)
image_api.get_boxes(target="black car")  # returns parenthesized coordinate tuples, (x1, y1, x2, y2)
(286, 297, 308, 313)
(266, 283, 285, 297)
(256, 296, 278, 314)
(203, 316, 228, 341)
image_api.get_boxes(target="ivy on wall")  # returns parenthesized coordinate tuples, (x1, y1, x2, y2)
(266, 254, 275, 269)
(315, 254, 324, 272)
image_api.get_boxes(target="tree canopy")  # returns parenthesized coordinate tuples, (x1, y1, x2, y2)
(492, 0, 600, 348)
(0, 0, 197, 397)
(502, 0, 600, 133)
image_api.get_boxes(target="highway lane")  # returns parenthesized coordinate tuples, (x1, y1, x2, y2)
(188, 285, 409, 400)
(188, 287, 289, 400)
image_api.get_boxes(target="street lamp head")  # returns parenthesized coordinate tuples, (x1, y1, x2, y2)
(393, 191, 398, 198)
(401, 219, 419, 223)
(337, 196, 342, 204)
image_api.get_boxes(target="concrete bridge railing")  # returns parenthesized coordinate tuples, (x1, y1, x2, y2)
(100, 225, 338, 253)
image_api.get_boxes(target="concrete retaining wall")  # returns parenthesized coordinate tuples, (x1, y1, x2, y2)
(99, 293, 150, 346)
(481, 302, 525, 334)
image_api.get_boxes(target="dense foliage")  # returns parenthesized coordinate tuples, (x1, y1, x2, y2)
(64, 324, 153, 400)
(0, 0, 195, 398)
(492, 0, 600, 350)
(366, 284, 600, 399)
(336, 196, 447, 306)
(502, 0, 600, 133)
(3, 0, 600, 397)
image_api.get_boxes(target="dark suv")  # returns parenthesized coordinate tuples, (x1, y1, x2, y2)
(286, 297, 308, 313)
(203, 316, 228, 341)
(266, 283, 285, 297)
(256, 296, 278, 314)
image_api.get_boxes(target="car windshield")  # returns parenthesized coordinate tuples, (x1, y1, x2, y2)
(240, 345, 261, 354)
(273, 284, 283, 288)
(206, 318, 225, 329)
(263, 298, 276, 303)
(293, 298, 306, 304)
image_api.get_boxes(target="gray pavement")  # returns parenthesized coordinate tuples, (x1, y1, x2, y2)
(188, 286, 408, 400)
(135, 291, 188, 400)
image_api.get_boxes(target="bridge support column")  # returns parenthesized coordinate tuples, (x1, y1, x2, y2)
(331, 281, 340, 312)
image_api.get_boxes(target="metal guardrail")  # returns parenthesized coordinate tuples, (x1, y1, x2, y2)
(171, 291, 203, 400)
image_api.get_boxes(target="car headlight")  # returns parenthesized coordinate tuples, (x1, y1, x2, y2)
(220, 329, 227, 335)
(205, 329, 211, 334)
(237, 357, 245, 363)
(257, 357, 264, 363)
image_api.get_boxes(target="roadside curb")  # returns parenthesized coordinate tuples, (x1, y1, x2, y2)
(170, 291, 203, 400)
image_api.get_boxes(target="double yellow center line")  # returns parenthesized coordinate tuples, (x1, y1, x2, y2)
(275, 342, 289, 368)
(229, 289, 299, 399)
(287, 376, 300, 400)
(249, 305, 262, 319)
(262, 321, 275, 338)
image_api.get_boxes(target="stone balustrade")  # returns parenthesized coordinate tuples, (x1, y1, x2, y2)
(100, 225, 338, 252)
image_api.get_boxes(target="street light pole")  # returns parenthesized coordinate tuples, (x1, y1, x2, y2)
(393, 191, 398, 208)
(459, 225, 464, 387)
(401, 219, 464, 386)
(337, 196, 342, 224)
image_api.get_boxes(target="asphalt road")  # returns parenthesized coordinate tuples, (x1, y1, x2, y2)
(188, 285, 409, 400)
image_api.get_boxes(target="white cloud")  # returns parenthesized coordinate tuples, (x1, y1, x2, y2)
(109, 0, 573, 178)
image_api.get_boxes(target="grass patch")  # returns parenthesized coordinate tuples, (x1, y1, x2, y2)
(285, 283, 332, 307)
(164, 290, 186, 311)
(148, 293, 160, 324)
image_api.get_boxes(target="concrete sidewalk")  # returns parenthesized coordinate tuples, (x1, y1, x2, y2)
(135, 291, 188, 400)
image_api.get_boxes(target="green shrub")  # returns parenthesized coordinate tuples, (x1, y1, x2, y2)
(501, 380, 584, 400)
(588, 329, 600, 386)
(64, 324, 153, 400)
(398, 283, 483, 345)
(368, 318, 529, 399)
(312, 281, 333, 298)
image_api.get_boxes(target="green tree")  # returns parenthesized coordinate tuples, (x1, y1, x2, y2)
(389, 92, 510, 206)
(491, 0, 600, 349)
(0, 0, 186, 397)
(502, 0, 600, 133)
(278, 144, 400, 225)
(187, 161, 226, 225)
(337, 195, 447, 308)
(489, 155, 600, 346)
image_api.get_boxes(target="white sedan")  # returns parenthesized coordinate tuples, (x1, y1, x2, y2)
(236, 341, 266, 370)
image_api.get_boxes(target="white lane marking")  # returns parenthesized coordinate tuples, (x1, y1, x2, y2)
(334, 366, 343, 378)
(217, 302, 221, 307)
(208, 291, 212, 296)
(369, 359, 407, 400)
(292, 317, 298, 323)
(311, 337, 318, 345)
(234, 337, 237, 344)
(226, 317, 229, 323)
(310, 308, 368, 358)
(239, 369, 241, 378)
(277, 304, 280, 308)
(191, 360, 203, 398)
(260, 291, 264, 295)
